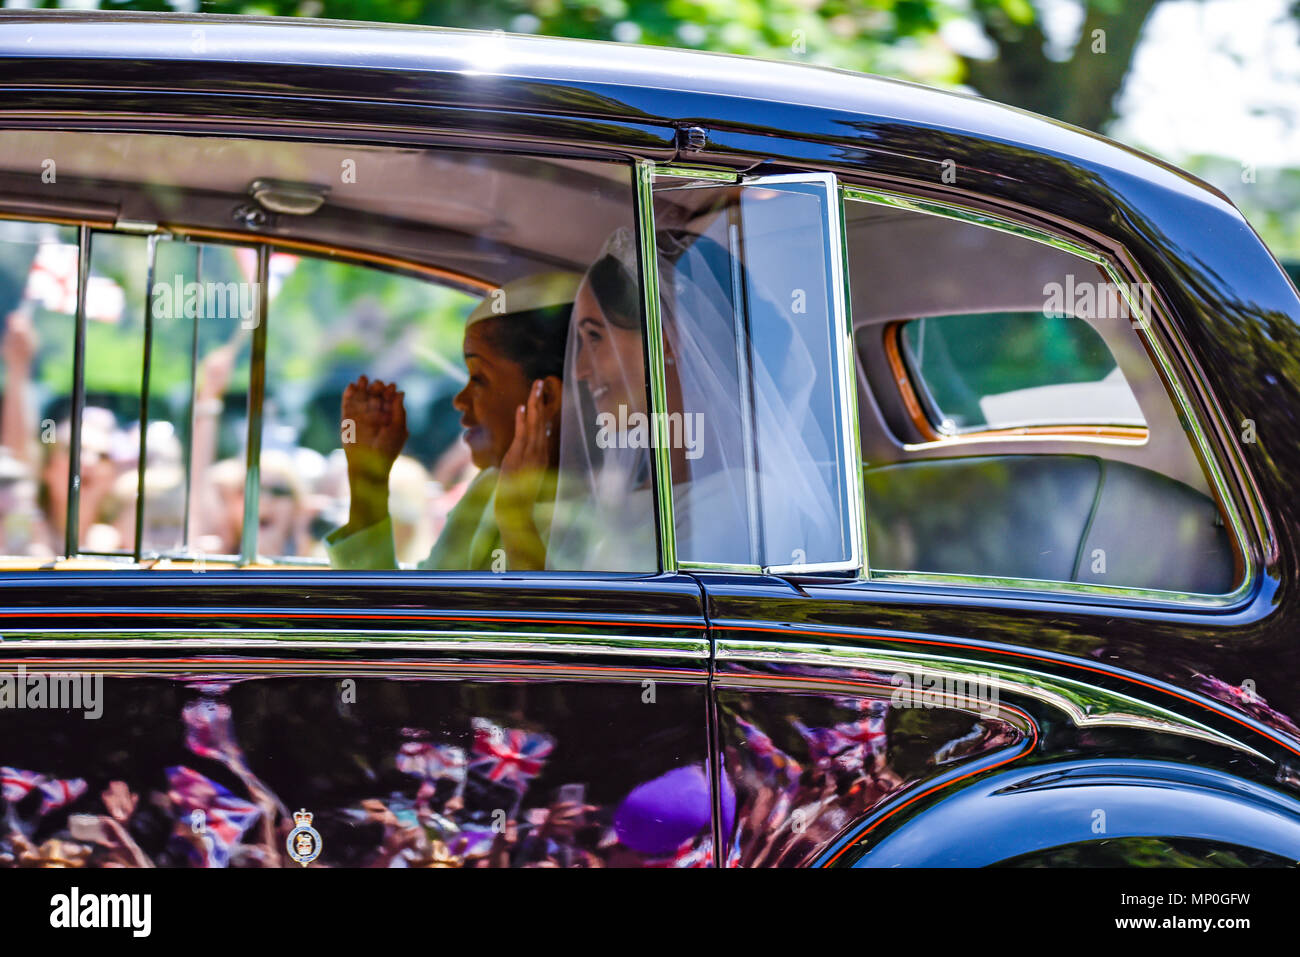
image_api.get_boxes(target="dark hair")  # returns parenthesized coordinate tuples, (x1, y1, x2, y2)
(472, 303, 571, 381)
(586, 254, 640, 330)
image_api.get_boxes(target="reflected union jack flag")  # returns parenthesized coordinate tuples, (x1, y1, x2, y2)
(469, 718, 554, 792)
(2, 766, 87, 816)
(166, 765, 262, 868)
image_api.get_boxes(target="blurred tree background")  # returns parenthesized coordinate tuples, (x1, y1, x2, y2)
(6, 0, 1290, 260)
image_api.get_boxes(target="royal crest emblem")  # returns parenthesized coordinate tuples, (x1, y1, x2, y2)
(286, 808, 322, 867)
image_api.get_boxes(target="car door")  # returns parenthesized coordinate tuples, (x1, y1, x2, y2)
(0, 129, 713, 869)
(687, 175, 1300, 867)
(0, 574, 710, 868)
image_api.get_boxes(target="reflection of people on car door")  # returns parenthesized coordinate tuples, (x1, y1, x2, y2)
(326, 272, 577, 571)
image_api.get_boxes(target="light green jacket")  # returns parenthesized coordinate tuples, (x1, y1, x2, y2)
(326, 467, 555, 571)
(326, 467, 502, 570)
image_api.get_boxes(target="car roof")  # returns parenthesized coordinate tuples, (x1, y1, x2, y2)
(0, 10, 1230, 207)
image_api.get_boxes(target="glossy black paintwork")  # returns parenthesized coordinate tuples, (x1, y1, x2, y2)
(704, 574, 1300, 777)
(718, 674, 1029, 867)
(0, 572, 704, 627)
(1, 11, 1299, 866)
(2, 675, 711, 867)
(841, 760, 1300, 867)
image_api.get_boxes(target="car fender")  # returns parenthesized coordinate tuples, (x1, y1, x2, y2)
(834, 759, 1300, 867)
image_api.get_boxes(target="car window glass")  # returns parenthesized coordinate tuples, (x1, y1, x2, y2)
(147, 240, 254, 561)
(900, 311, 1146, 434)
(0, 132, 651, 573)
(649, 177, 857, 572)
(0, 220, 78, 561)
(258, 252, 479, 566)
(846, 197, 1239, 595)
(75, 231, 148, 555)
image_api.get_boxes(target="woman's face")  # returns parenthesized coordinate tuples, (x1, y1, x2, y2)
(452, 321, 533, 470)
(571, 278, 646, 419)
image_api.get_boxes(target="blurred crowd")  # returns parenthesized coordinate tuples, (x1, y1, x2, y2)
(0, 307, 474, 564)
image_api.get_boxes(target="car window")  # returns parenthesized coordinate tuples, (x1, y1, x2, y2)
(649, 174, 859, 573)
(0, 132, 654, 573)
(149, 240, 254, 561)
(899, 311, 1146, 435)
(0, 220, 78, 562)
(846, 194, 1240, 596)
(253, 251, 479, 566)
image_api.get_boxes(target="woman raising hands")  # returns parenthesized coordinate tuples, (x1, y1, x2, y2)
(325, 272, 576, 571)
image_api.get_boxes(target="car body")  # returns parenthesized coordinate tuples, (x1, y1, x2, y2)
(0, 10, 1299, 868)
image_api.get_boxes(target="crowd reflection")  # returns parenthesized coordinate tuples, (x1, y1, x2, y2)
(723, 694, 1023, 867)
(0, 685, 1035, 868)
(0, 689, 722, 868)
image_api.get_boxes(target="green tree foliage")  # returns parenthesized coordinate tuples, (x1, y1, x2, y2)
(16, 0, 1299, 144)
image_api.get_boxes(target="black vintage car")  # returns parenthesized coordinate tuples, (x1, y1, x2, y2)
(0, 10, 1297, 870)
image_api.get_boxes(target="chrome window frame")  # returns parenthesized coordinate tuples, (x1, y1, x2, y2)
(841, 185, 1258, 609)
(635, 159, 677, 573)
(641, 163, 867, 576)
(29, 222, 273, 567)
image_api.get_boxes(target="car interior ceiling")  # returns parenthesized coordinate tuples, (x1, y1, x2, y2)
(0, 130, 633, 289)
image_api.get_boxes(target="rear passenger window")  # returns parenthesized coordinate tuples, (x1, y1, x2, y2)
(898, 311, 1145, 435)
(846, 193, 1242, 598)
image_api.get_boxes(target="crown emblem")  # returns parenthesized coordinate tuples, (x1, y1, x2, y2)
(286, 808, 323, 867)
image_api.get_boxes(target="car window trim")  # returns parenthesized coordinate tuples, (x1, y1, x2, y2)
(64, 224, 91, 558)
(636, 159, 677, 574)
(882, 320, 941, 442)
(645, 166, 867, 577)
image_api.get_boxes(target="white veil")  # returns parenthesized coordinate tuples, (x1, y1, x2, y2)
(546, 226, 844, 573)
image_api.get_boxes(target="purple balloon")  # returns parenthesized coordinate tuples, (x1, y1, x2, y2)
(614, 763, 736, 857)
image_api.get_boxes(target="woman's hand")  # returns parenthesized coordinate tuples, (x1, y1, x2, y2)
(197, 339, 238, 402)
(495, 380, 554, 570)
(496, 380, 551, 517)
(341, 375, 407, 530)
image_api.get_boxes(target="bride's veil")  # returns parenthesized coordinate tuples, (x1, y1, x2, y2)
(546, 226, 842, 572)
